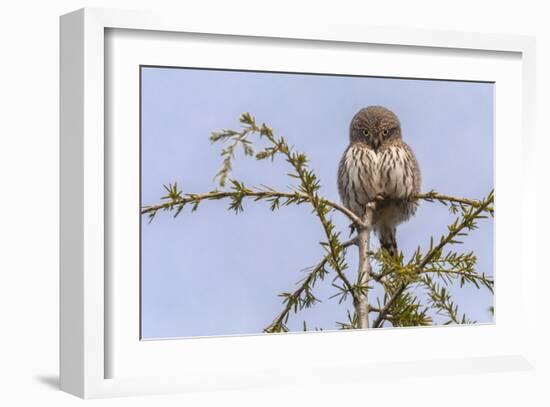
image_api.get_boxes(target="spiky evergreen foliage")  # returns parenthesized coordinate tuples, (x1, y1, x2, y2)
(142, 113, 494, 332)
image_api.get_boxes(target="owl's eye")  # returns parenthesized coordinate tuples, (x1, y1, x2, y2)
(382, 129, 389, 136)
(362, 129, 369, 136)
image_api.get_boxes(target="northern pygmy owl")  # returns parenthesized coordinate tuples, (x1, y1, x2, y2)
(337, 106, 421, 255)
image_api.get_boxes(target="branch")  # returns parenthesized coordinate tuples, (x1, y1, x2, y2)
(420, 275, 473, 324)
(142, 188, 491, 223)
(373, 257, 494, 293)
(264, 238, 357, 333)
(372, 191, 494, 328)
(413, 191, 494, 214)
(143, 113, 494, 332)
(419, 268, 494, 293)
(354, 204, 375, 329)
(141, 187, 364, 227)
(210, 113, 360, 307)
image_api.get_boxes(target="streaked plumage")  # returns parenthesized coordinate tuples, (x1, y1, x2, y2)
(337, 106, 421, 255)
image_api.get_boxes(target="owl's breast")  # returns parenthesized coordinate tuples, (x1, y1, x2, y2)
(338, 143, 419, 216)
(338, 145, 381, 215)
(378, 145, 418, 199)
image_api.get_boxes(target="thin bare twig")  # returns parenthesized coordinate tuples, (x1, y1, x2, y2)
(354, 204, 375, 329)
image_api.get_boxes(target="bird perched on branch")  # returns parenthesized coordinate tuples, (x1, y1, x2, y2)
(337, 106, 421, 256)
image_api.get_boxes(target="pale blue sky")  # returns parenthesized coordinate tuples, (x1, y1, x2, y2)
(140, 66, 494, 339)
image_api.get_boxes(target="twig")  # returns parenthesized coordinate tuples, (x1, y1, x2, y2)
(142, 190, 492, 227)
(373, 266, 493, 288)
(413, 191, 494, 214)
(372, 194, 493, 328)
(141, 189, 365, 227)
(420, 275, 470, 324)
(264, 238, 357, 333)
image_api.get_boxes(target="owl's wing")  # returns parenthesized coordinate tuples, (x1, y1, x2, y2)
(337, 146, 351, 206)
(401, 141, 421, 194)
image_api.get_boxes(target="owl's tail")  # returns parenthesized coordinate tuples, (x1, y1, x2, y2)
(379, 226, 397, 257)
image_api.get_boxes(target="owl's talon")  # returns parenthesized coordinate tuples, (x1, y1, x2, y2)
(348, 223, 356, 237)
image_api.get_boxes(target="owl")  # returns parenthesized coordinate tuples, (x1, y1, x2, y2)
(337, 106, 421, 256)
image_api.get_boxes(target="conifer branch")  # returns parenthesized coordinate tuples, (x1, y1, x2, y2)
(264, 238, 357, 333)
(142, 113, 495, 332)
(235, 114, 359, 306)
(372, 191, 494, 328)
(420, 275, 473, 324)
(141, 185, 364, 226)
(141, 188, 490, 227)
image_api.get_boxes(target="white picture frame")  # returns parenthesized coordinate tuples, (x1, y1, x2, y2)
(60, 7, 537, 399)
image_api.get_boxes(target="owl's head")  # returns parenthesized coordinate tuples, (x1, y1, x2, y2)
(349, 106, 402, 150)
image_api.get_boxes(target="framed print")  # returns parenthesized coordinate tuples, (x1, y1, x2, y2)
(60, 8, 537, 398)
